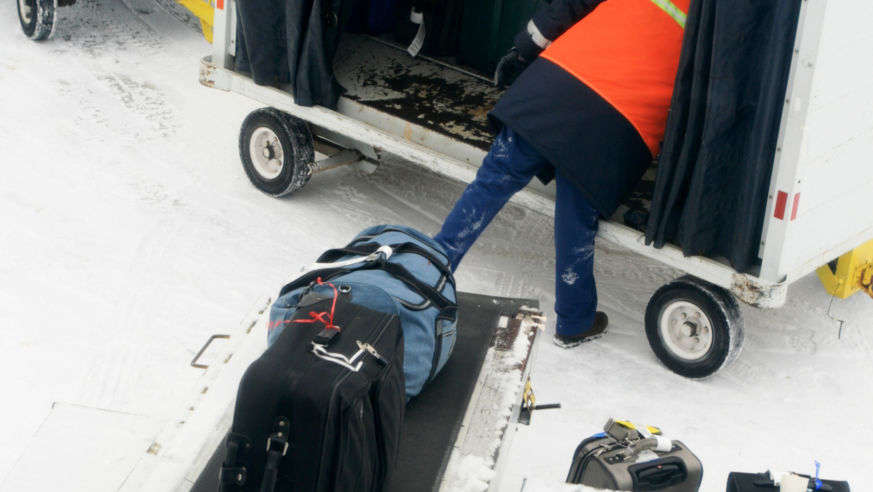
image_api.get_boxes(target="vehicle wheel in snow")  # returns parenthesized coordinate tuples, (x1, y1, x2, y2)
(644, 275, 744, 378)
(18, 0, 55, 41)
(239, 108, 313, 197)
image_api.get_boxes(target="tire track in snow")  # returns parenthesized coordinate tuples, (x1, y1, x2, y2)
(77, 342, 143, 411)
(46, 0, 182, 141)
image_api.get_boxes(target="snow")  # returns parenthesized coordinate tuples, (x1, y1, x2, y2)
(2, 1, 872, 491)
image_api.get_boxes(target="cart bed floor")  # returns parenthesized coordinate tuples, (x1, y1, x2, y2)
(334, 35, 656, 231)
(334, 35, 503, 152)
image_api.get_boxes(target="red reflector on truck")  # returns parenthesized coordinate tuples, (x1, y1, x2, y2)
(774, 191, 788, 220)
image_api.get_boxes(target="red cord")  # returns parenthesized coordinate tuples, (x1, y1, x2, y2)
(290, 278, 341, 332)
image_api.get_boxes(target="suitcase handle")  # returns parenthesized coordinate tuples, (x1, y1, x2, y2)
(190, 334, 230, 369)
(630, 456, 687, 489)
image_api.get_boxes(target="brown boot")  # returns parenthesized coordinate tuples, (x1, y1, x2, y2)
(553, 311, 609, 349)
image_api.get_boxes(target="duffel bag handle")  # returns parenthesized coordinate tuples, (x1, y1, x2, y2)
(318, 241, 453, 281)
(302, 245, 393, 273)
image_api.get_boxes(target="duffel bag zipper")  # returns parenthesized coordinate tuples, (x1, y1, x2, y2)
(425, 312, 458, 385)
(357, 341, 388, 366)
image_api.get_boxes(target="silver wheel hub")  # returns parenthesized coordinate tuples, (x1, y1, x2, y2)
(659, 300, 713, 361)
(249, 127, 284, 180)
(19, 0, 33, 21)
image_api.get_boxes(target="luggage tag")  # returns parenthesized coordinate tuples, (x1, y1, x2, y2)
(406, 9, 426, 57)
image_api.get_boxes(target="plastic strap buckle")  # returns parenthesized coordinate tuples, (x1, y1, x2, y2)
(266, 418, 290, 456)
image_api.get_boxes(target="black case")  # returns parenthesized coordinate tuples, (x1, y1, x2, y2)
(566, 433, 703, 491)
(726, 471, 850, 492)
(219, 289, 405, 492)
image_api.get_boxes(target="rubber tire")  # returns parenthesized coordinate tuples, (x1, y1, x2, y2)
(18, 0, 55, 41)
(239, 108, 313, 197)
(644, 275, 744, 379)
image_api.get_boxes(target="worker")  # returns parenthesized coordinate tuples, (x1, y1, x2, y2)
(434, 0, 689, 348)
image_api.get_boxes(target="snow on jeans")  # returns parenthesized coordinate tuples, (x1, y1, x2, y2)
(434, 126, 600, 337)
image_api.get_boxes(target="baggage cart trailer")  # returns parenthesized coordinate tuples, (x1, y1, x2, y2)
(201, 0, 873, 380)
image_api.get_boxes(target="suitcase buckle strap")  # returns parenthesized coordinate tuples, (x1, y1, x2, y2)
(219, 466, 247, 486)
(266, 418, 290, 456)
(265, 437, 289, 456)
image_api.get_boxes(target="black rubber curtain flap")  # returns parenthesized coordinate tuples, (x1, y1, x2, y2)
(645, 0, 802, 273)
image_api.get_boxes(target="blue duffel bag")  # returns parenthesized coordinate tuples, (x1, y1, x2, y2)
(268, 225, 458, 399)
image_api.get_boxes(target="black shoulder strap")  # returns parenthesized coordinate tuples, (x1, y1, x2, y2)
(260, 417, 290, 492)
(219, 433, 251, 491)
(279, 259, 454, 311)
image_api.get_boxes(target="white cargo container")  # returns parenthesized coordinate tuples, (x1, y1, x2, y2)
(200, 0, 873, 379)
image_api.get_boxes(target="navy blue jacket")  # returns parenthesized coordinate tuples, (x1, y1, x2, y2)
(490, 0, 653, 218)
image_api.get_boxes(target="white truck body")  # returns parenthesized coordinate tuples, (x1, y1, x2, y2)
(758, 0, 873, 285)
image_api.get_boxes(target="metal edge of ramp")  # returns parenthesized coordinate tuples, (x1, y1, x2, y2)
(119, 296, 272, 492)
(438, 296, 544, 492)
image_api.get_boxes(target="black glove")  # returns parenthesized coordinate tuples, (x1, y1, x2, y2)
(494, 48, 530, 88)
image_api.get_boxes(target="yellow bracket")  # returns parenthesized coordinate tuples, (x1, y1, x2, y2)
(861, 264, 873, 298)
(522, 378, 536, 410)
(176, 0, 215, 43)
(816, 239, 873, 300)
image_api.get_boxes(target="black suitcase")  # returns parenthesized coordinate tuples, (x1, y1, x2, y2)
(219, 284, 405, 491)
(726, 471, 850, 492)
(566, 419, 703, 491)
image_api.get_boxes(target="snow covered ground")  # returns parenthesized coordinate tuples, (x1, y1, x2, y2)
(1, 1, 871, 490)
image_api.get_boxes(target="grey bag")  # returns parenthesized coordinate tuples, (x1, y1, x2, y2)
(566, 419, 703, 491)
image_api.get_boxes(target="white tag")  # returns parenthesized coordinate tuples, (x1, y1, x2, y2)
(406, 9, 425, 57)
(654, 435, 672, 452)
(407, 23, 425, 57)
(779, 473, 809, 492)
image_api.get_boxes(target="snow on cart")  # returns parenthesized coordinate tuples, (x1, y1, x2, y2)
(199, 0, 873, 380)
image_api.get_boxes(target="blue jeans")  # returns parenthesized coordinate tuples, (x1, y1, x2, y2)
(434, 126, 600, 336)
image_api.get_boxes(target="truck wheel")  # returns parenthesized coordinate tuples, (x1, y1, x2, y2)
(644, 275, 744, 378)
(239, 108, 313, 197)
(18, 0, 55, 41)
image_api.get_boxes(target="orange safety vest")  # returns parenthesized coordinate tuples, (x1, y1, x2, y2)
(541, 0, 689, 157)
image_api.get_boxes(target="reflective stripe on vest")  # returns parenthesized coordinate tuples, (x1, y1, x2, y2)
(540, 0, 689, 157)
(650, 0, 686, 28)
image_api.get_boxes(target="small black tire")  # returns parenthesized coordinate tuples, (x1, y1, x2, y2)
(18, 0, 55, 41)
(644, 275, 744, 378)
(239, 108, 313, 197)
